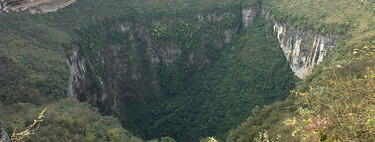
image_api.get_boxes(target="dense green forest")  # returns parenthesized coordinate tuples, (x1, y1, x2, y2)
(71, 1, 294, 140)
(0, 0, 293, 141)
(1, 0, 375, 141)
(114, 16, 294, 141)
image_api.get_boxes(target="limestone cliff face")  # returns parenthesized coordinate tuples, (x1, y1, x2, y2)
(242, 6, 259, 28)
(66, 46, 108, 111)
(67, 7, 259, 112)
(273, 23, 339, 78)
(0, 118, 11, 142)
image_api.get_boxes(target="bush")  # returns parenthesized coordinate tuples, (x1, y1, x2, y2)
(0, 98, 140, 142)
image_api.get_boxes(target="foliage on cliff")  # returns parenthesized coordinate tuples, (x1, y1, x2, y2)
(0, 0, 260, 106)
(227, 98, 297, 142)
(3, 0, 375, 141)
(0, 0, 291, 141)
(64, 0, 296, 141)
(289, 69, 375, 141)
(228, 43, 375, 142)
(228, 0, 375, 141)
(0, 0, 258, 140)
(263, 0, 375, 56)
(72, 6, 295, 141)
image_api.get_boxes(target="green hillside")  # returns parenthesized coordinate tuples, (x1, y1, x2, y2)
(229, 0, 375, 141)
(0, 98, 141, 141)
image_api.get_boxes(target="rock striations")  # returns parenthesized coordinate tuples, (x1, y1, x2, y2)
(273, 23, 339, 78)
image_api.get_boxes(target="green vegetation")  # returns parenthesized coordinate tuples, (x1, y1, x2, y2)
(263, 0, 375, 56)
(2, 0, 374, 141)
(227, 98, 297, 142)
(229, 0, 375, 141)
(1, 0, 292, 141)
(288, 42, 375, 141)
(229, 43, 375, 141)
(68, 0, 296, 140)
(264, 0, 369, 34)
(0, 0, 256, 106)
(0, 98, 139, 141)
(0, 15, 70, 105)
(83, 15, 294, 141)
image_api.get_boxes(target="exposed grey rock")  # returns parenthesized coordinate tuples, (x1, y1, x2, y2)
(67, 46, 86, 98)
(224, 29, 234, 43)
(273, 23, 339, 78)
(260, 6, 340, 78)
(66, 46, 108, 112)
(242, 6, 259, 28)
(159, 45, 182, 65)
(0, 118, 11, 142)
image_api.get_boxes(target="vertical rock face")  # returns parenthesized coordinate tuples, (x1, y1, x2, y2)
(242, 6, 259, 28)
(67, 46, 84, 99)
(66, 5, 338, 117)
(66, 46, 107, 111)
(66, 7, 259, 113)
(273, 23, 339, 78)
(0, 118, 11, 142)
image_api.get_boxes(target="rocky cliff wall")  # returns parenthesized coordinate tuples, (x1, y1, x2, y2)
(67, 3, 339, 115)
(66, 46, 108, 111)
(0, 118, 11, 142)
(273, 23, 340, 78)
(66, 6, 259, 112)
(259, 8, 339, 79)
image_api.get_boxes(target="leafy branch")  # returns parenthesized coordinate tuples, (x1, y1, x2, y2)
(11, 108, 47, 142)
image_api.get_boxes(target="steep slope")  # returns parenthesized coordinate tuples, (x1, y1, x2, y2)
(66, 1, 297, 141)
(0, 98, 145, 141)
(4, 0, 368, 141)
(274, 23, 339, 78)
(0, 0, 295, 141)
(0, 0, 161, 141)
(228, 0, 375, 141)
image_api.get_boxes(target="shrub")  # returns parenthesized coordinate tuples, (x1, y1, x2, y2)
(0, 98, 140, 142)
